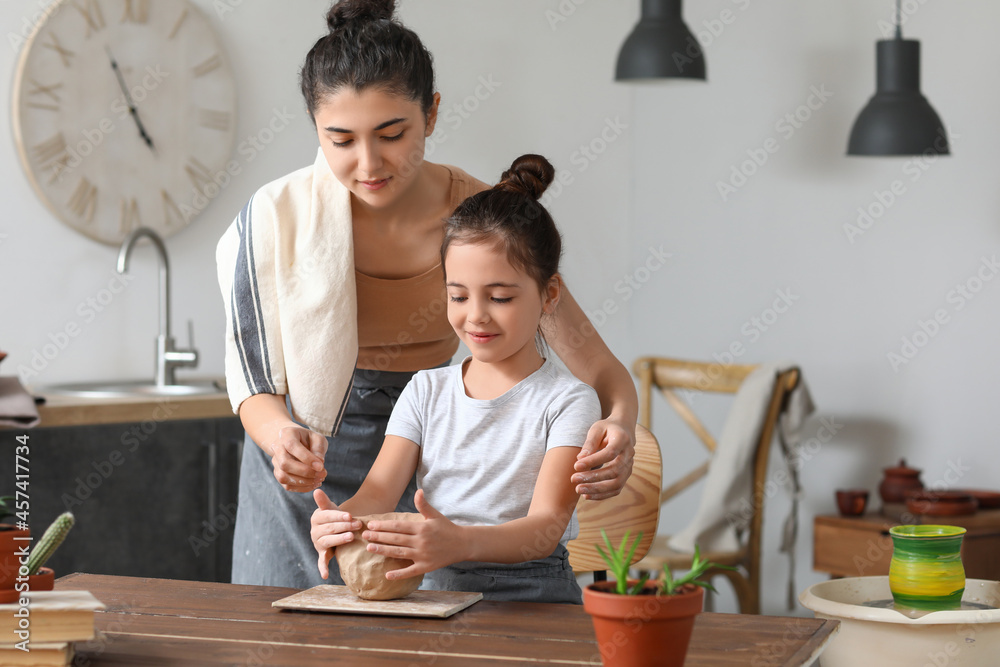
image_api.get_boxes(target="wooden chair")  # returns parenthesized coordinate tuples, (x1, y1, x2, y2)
(631, 357, 800, 615)
(567, 425, 662, 578)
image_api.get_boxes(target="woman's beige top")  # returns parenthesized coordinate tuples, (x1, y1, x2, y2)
(356, 166, 487, 371)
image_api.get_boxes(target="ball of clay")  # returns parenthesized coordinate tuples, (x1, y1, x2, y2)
(336, 512, 424, 600)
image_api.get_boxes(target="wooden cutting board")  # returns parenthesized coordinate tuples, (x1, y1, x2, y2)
(272, 585, 483, 619)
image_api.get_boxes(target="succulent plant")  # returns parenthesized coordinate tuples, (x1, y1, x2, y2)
(26, 512, 75, 576)
(596, 528, 736, 596)
(658, 543, 737, 595)
(597, 529, 650, 595)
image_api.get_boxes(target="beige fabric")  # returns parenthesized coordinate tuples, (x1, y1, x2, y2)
(216, 149, 356, 435)
(668, 363, 815, 553)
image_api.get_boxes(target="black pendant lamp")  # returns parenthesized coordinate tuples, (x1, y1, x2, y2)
(615, 0, 706, 81)
(847, 0, 949, 156)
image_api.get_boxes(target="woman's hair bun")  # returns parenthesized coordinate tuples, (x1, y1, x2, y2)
(327, 0, 395, 32)
(496, 154, 555, 201)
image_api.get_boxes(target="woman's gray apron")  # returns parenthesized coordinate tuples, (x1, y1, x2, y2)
(231, 367, 419, 588)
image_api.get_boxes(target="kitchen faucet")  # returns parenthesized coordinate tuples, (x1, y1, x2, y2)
(116, 227, 198, 386)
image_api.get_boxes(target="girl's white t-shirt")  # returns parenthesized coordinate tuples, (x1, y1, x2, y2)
(385, 357, 601, 555)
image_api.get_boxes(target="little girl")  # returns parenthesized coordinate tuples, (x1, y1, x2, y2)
(310, 154, 601, 604)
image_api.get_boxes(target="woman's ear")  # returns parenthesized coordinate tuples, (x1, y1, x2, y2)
(425, 92, 442, 137)
(541, 274, 562, 314)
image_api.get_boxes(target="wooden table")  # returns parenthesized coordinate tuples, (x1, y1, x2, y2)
(814, 510, 1000, 579)
(53, 573, 838, 666)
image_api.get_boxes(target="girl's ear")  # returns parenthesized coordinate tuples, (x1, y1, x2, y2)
(542, 274, 562, 314)
(425, 92, 442, 137)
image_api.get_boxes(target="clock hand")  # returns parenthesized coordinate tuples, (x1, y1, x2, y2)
(106, 47, 156, 152)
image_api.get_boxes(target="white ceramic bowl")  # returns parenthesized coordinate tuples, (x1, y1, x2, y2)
(800, 577, 1000, 667)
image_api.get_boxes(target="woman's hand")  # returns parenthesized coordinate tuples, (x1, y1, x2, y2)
(311, 490, 362, 579)
(268, 425, 328, 493)
(571, 416, 636, 500)
(362, 490, 465, 580)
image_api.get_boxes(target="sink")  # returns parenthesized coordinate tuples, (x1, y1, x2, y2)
(40, 379, 223, 399)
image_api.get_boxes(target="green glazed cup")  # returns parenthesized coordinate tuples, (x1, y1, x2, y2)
(888, 524, 966, 611)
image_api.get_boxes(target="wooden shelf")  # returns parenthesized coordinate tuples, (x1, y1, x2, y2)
(814, 511, 1000, 580)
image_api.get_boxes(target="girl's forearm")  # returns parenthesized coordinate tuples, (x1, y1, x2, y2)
(339, 489, 397, 519)
(341, 437, 420, 518)
(459, 513, 573, 564)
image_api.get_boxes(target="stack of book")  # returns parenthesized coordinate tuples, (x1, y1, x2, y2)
(0, 590, 105, 666)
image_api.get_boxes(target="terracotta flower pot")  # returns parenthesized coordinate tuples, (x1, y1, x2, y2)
(0, 524, 31, 604)
(583, 580, 704, 667)
(28, 567, 55, 592)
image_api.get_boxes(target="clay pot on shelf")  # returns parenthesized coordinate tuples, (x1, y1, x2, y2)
(905, 490, 978, 517)
(836, 489, 869, 517)
(878, 459, 924, 506)
(953, 489, 1000, 510)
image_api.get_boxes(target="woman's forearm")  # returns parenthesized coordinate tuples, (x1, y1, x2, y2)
(547, 287, 638, 424)
(584, 356, 638, 426)
(239, 393, 298, 455)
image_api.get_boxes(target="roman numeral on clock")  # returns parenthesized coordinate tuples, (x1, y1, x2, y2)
(32, 133, 71, 183)
(42, 33, 75, 68)
(192, 54, 222, 78)
(121, 0, 150, 24)
(198, 108, 232, 132)
(169, 8, 188, 39)
(119, 197, 141, 235)
(68, 177, 98, 223)
(161, 190, 188, 226)
(185, 157, 214, 193)
(71, 0, 106, 37)
(27, 78, 63, 112)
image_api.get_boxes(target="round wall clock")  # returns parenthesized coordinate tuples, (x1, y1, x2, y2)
(12, 0, 237, 245)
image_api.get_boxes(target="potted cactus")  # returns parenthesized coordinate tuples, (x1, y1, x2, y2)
(0, 504, 74, 601)
(25, 512, 76, 591)
(582, 530, 736, 667)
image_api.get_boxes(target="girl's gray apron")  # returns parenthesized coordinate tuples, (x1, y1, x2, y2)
(422, 545, 581, 604)
(231, 367, 419, 589)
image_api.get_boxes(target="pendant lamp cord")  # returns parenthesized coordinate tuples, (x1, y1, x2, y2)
(895, 0, 902, 38)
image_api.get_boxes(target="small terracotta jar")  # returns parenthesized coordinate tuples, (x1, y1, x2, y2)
(879, 459, 924, 505)
(28, 567, 55, 591)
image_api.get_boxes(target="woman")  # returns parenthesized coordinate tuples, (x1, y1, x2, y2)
(216, 0, 638, 588)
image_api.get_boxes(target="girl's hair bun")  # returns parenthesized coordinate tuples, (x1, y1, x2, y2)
(496, 154, 555, 201)
(327, 0, 395, 32)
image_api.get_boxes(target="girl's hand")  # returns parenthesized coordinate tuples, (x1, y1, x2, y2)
(311, 489, 361, 579)
(269, 425, 328, 493)
(362, 490, 464, 580)
(571, 417, 636, 500)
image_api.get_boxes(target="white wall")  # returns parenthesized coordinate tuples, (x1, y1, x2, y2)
(3, 0, 997, 615)
(628, 0, 1000, 615)
(1, 0, 633, 385)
